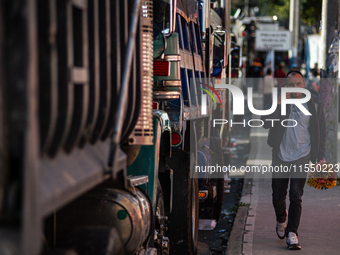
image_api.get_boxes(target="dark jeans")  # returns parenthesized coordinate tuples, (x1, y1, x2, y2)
(272, 153, 310, 236)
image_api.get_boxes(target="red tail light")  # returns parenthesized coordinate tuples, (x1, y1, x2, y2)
(229, 142, 236, 147)
(171, 132, 181, 146)
(152, 102, 159, 110)
(154, 60, 170, 76)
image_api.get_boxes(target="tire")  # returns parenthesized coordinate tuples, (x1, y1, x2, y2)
(167, 150, 199, 255)
(154, 179, 166, 253)
(210, 137, 225, 222)
(213, 178, 224, 221)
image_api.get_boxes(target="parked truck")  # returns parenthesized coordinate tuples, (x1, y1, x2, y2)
(0, 0, 234, 254)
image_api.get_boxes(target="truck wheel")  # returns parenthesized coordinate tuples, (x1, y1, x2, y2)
(167, 150, 198, 255)
(155, 179, 167, 253)
(213, 178, 224, 221)
(210, 137, 224, 222)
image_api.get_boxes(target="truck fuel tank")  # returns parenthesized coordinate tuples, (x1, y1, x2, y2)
(56, 187, 151, 255)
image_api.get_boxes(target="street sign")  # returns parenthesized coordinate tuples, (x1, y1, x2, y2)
(255, 30, 291, 51)
(257, 23, 279, 31)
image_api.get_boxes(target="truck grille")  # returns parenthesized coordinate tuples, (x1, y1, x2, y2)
(128, 0, 154, 145)
(37, 0, 149, 157)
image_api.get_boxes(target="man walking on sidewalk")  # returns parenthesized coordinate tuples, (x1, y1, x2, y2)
(261, 70, 326, 250)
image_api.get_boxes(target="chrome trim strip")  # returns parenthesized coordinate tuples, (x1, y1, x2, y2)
(127, 175, 149, 187)
(164, 55, 181, 61)
(153, 91, 180, 100)
(163, 80, 181, 86)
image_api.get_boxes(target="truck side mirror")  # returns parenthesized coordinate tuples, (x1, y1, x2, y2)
(213, 28, 227, 68)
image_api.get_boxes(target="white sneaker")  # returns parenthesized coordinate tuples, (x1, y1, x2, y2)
(276, 209, 288, 239)
(276, 221, 286, 239)
(286, 232, 301, 250)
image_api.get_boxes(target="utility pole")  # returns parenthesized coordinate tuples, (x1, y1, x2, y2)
(289, 0, 300, 65)
(224, 0, 231, 86)
(320, 0, 338, 71)
(223, 0, 231, 50)
(223, 0, 230, 34)
(320, 0, 339, 166)
(245, 0, 249, 17)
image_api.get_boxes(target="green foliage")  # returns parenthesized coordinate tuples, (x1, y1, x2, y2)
(231, 205, 238, 213)
(257, 0, 289, 21)
(238, 202, 250, 207)
(233, 0, 322, 31)
(301, 0, 322, 28)
(230, 202, 250, 215)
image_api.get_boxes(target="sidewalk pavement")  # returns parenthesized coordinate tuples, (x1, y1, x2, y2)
(229, 96, 340, 254)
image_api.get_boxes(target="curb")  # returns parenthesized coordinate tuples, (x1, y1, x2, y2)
(225, 177, 253, 255)
(226, 98, 263, 255)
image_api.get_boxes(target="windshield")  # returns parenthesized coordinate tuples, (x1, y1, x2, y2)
(153, 0, 170, 34)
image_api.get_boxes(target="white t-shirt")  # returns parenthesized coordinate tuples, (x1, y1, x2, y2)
(278, 103, 311, 162)
(261, 75, 277, 94)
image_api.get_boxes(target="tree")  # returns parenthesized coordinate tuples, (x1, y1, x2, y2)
(301, 0, 322, 32)
(234, 0, 322, 33)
